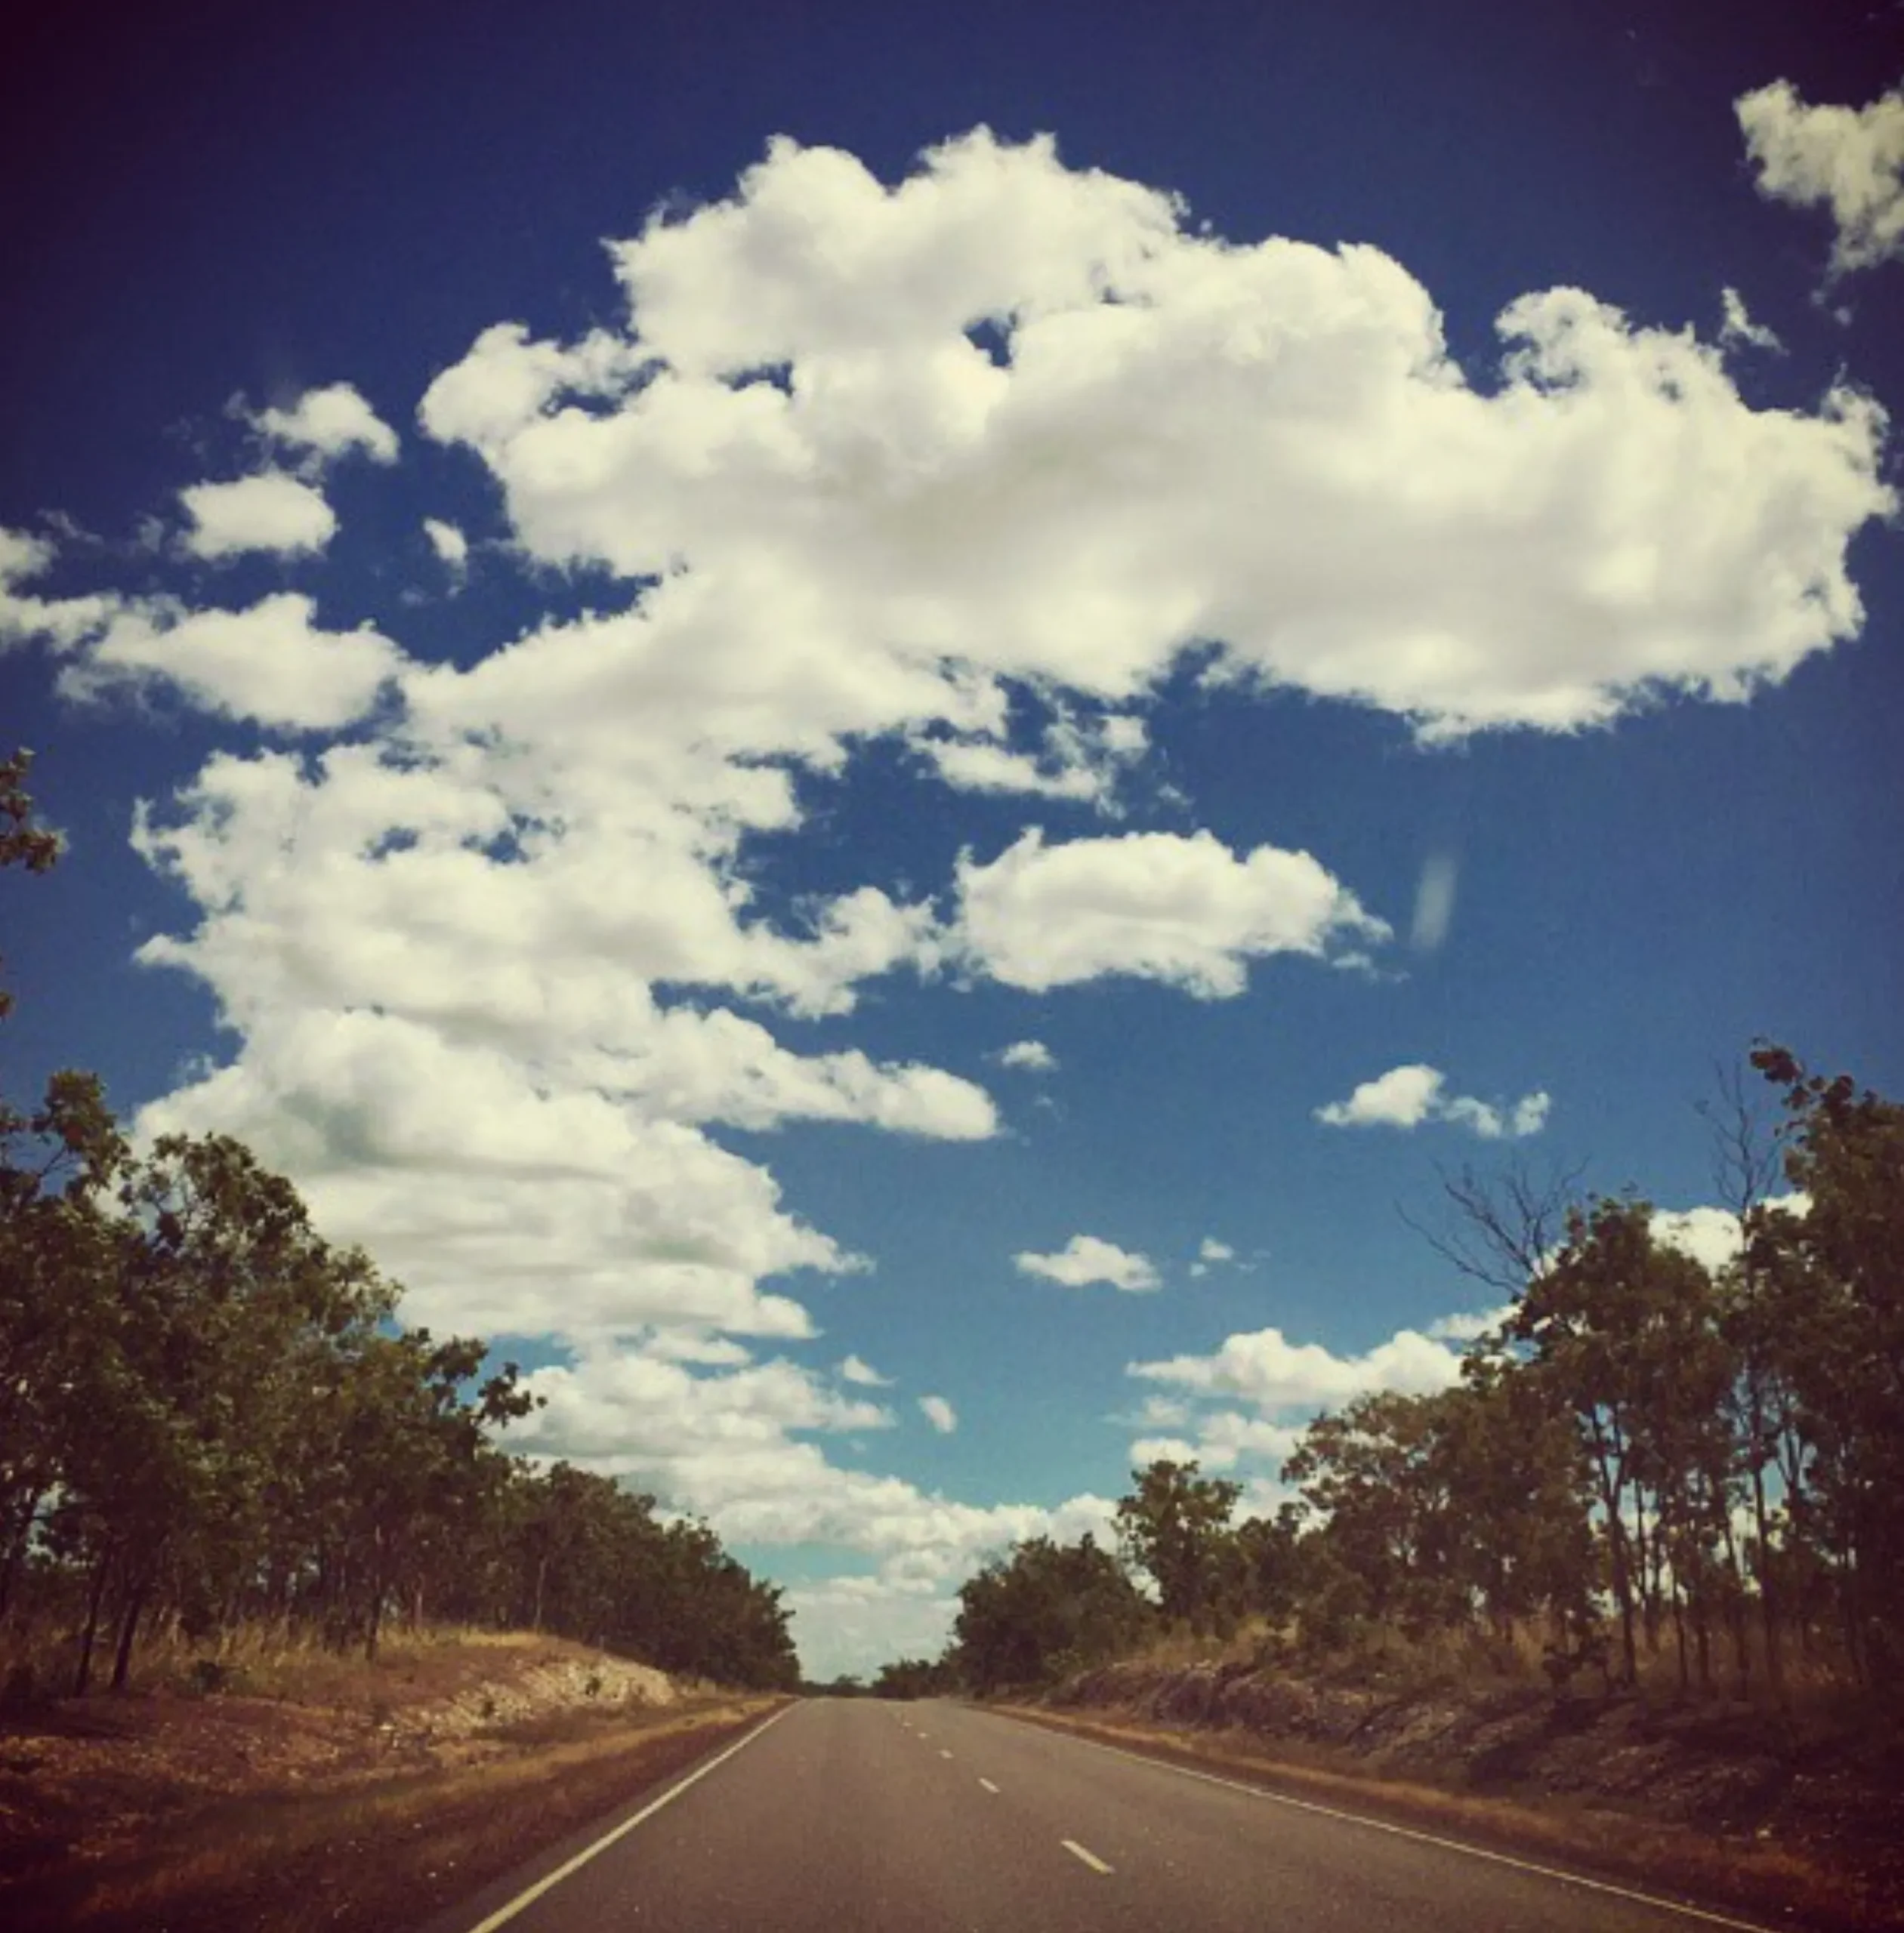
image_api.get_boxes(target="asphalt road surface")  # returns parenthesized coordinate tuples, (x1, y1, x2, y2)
(425, 1697, 1776, 1933)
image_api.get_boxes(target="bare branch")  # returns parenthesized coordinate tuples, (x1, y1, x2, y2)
(1399, 1155, 1587, 1295)
(1697, 1059, 1785, 1220)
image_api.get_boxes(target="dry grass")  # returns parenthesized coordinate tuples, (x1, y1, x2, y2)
(1000, 1704, 1890, 1931)
(5, 1696, 779, 1931)
(3, 1612, 573, 1710)
(1116, 1615, 1873, 1731)
(0, 1617, 773, 1929)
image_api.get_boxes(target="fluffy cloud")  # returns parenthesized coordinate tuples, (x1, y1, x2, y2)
(916, 708, 1148, 807)
(517, 1344, 1114, 1614)
(781, 1574, 961, 1682)
(65, 594, 403, 732)
(420, 131, 1889, 741)
(255, 382, 401, 465)
(12, 128, 1897, 1676)
(1651, 1193, 1808, 1274)
(0, 528, 120, 653)
(423, 517, 470, 572)
(1016, 1233, 1160, 1293)
(133, 1006, 849, 1341)
(1125, 1310, 1495, 1481)
(1316, 1062, 1549, 1139)
(1132, 1321, 1464, 1409)
(956, 828, 1387, 996)
(995, 1038, 1057, 1072)
(839, 1354, 893, 1386)
(179, 472, 337, 559)
(1737, 81, 1904, 276)
(919, 1394, 958, 1434)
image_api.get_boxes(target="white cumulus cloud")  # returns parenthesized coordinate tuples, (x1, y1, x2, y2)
(419, 130, 1890, 741)
(918, 1394, 958, 1434)
(1651, 1193, 1809, 1274)
(179, 472, 338, 560)
(956, 827, 1388, 996)
(995, 1038, 1058, 1072)
(423, 517, 470, 572)
(65, 593, 403, 732)
(1737, 80, 1904, 276)
(1016, 1233, 1160, 1293)
(9, 126, 1897, 1677)
(255, 382, 400, 464)
(1316, 1063, 1549, 1139)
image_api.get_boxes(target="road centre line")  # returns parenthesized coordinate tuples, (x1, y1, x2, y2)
(1061, 1839, 1115, 1875)
(979, 1777, 1001, 1793)
(460, 1703, 794, 1933)
(1046, 1725, 1779, 1932)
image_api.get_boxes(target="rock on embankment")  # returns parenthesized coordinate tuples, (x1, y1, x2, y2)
(1048, 1659, 1830, 1838)
(398, 1651, 677, 1744)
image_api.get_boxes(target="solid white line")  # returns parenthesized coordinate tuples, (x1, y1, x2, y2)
(1061, 1837, 1115, 1875)
(461, 1703, 795, 1933)
(1044, 1725, 1776, 1931)
(979, 1777, 1001, 1793)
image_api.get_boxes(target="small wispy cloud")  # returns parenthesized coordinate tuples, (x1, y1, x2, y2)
(918, 1394, 958, 1434)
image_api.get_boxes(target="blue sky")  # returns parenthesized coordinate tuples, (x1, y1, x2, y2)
(3, 1, 1901, 1678)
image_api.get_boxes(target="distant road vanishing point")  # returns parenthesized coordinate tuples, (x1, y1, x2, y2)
(421, 1698, 1778, 1933)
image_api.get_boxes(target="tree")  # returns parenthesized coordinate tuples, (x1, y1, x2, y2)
(0, 748, 61, 1019)
(1116, 1460, 1242, 1632)
(1751, 1044, 1904, 1687)
(1504, 1198, 1723, 1685)
(953, 1535, 1150, 1692)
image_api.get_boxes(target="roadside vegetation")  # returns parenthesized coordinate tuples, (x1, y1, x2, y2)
(872, 1034, 1904, 1924)
(0, 751, 798, 1700)
(877, 1040, 1902, 1712)
(0, 1621, 778, 1931)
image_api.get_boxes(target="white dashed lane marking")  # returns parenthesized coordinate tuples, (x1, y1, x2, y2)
(1061, 1839, 1114, 1876)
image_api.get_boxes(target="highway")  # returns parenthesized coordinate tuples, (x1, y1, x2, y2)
(424, 1697, 1773, 1933)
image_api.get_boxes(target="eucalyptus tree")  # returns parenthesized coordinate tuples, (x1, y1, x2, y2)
(1116, 1459, 1244, 1632)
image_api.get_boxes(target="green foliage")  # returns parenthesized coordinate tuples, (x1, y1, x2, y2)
(0, 754, 798, 1697)
(1114, 1459, 1242, 1631)
(0, 748, 62, 1021)
(952, 1534, 1153, 1693)
(872, 1655, 959, 1698)
(896, 1044, 1902, 1710)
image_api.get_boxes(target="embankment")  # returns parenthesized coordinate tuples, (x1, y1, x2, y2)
(1004, 1657, 1903, 1929)
(0, 1629, 781, 1931)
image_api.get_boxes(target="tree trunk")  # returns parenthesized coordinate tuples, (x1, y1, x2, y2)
(74, 1549, 112, 1697)
(1669, 1572, 1689, 1695)
(1747, 1438, 1784, 1706)
(0, 1485, 42, 1622)
(110, 1574, 152, 1691)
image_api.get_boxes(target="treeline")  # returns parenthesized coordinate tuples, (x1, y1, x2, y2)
(0, 755, 798, 1696)
(887, 1047, 1902, 1707)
